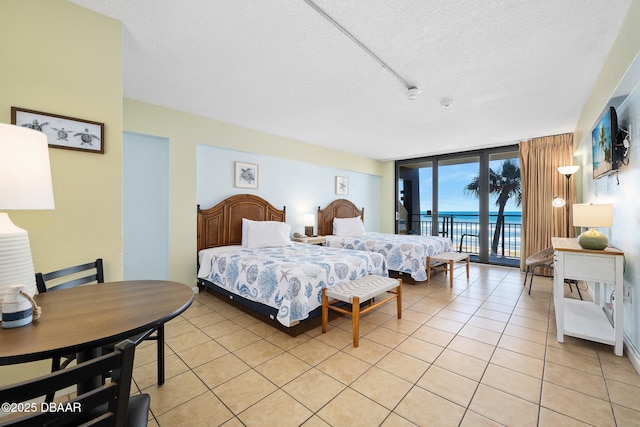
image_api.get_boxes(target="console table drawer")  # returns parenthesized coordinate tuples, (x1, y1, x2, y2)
(562, 253, 616, 282)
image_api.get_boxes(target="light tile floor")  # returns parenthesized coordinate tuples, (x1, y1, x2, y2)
(131, 265, 640, 426)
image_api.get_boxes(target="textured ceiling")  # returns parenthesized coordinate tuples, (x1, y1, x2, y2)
(69, 0, 632, 161)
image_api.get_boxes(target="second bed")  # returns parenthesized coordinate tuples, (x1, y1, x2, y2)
(318, 199, 453, 282)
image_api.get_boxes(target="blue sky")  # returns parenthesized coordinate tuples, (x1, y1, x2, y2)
(418, 159, 522, 213)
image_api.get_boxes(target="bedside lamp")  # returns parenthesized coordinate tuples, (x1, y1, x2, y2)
(304, 214, 315, 237)
(0, 123, 55, 323)
(572, 203, 613, 250)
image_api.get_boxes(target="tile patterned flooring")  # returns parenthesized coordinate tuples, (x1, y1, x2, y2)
(131, 265, 640, 426)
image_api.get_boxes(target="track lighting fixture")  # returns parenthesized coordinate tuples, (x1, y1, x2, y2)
(304, 0, 419, 100)
(406, 87, 421, 100)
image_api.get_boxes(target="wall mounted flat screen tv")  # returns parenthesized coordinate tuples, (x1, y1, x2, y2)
(592, 106, 619, 179)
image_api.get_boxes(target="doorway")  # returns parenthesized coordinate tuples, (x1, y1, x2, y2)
(396, 146, 521, 266)
(122, 132, 169, 279)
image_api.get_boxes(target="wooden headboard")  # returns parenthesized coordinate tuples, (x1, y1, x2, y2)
(197, 194, 286, 251)
(317, 199, 364, 236)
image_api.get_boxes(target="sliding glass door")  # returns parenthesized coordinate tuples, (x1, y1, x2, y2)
(396, 145, 520, 266)
(437, 156, 480, 256)
(488, 151, 522, 262)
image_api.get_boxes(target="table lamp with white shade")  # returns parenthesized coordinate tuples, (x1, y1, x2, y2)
(304, 214, 315, 237)
(572, 203, 613, 250)
(0, 123, 55, 325)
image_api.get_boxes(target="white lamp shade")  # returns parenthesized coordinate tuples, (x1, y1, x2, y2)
(304, 214, 315, 227)
(557, 165, 580, 176)
(0, 123, 54, 210)
(572, 203, 613, 228)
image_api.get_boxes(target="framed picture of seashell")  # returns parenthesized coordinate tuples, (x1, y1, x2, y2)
(235, 161, 258, 189)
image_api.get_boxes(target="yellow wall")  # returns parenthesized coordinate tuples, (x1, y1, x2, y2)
(1, 0, 123, 280)
(124, 99, 394, 285)
(0, 0, 122, 384)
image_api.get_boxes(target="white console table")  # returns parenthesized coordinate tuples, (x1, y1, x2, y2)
(551, 237, 624, 356)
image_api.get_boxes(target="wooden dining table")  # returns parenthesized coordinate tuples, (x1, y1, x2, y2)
(0, 280, 194, 391)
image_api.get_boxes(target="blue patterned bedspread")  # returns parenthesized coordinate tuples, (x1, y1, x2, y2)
(197, 244, 387, 326)
(325, 232, 452, 281)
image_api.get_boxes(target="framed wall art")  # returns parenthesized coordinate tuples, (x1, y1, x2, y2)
(235, 162, 258, 189)
(11, 107, 104, 154)
(336, 176, 348, 195)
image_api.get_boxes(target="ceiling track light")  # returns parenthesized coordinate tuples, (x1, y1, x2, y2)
(406, 87, 421, 100)
(304, 0, 419, 99)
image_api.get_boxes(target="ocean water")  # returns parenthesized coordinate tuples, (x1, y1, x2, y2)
(420, 211, 522, 224)
(416, 211, 522, 254)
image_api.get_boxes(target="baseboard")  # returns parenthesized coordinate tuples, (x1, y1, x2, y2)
(624, 337, 640, 374)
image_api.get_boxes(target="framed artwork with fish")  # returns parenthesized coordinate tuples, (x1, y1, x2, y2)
(11, 107, 104, 154)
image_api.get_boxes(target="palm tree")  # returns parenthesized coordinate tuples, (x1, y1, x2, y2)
(597, 124, 611, 163)
(464, 160, 522, 255)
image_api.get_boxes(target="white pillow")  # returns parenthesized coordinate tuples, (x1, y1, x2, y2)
(242, 218, 251, 246)
(333, 216, 365, 237)
(242, 218, 284, 246)
(245, 220, 292, 248)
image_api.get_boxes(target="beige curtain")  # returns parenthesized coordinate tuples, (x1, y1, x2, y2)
(519, 133, 575, 272)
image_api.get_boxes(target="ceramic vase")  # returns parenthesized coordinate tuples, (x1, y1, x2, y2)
(2, 285, 34, 328)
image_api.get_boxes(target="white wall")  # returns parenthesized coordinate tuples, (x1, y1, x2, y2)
(197, 145, 381, 235)
(575, 72, 640, 352)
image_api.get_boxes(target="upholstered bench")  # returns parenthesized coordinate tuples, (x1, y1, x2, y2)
(427, 251, 470, 288)
(321, 276, 402, 347)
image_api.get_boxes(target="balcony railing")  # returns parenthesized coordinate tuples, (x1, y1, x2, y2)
(408, 214, 521, 265)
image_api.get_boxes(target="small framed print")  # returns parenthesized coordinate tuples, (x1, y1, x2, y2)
(235, 162, 258, 189)
(11, 107, 104, 154)
(336, 176, 348, 195)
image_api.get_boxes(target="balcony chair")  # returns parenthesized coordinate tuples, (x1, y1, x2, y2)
(524, 247, 582, 299)
(0, 339, 150, 427)
(35, 259, 166, 398)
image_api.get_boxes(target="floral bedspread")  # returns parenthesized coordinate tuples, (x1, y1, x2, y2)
(324, 232, 452, 281)
(197, 244, 387, 326)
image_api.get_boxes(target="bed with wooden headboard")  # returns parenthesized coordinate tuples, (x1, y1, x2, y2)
(317, 198, 364, 236)
(197, 194, 387, 336)
(318, 199, 453, 283)
(197, 194, 286, 250)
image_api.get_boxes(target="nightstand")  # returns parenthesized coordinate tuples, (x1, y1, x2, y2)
(293, 235, 326, 245)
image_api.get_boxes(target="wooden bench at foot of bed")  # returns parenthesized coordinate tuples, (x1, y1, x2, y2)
(427, 251, 470, 287)
(322, 276, 402, 347)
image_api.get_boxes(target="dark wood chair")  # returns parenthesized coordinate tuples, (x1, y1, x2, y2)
(0, 339, 150, 427)
(36, 258, 108, 393)
(35, 259, 166, 395)
(35, 258, 105, 293)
